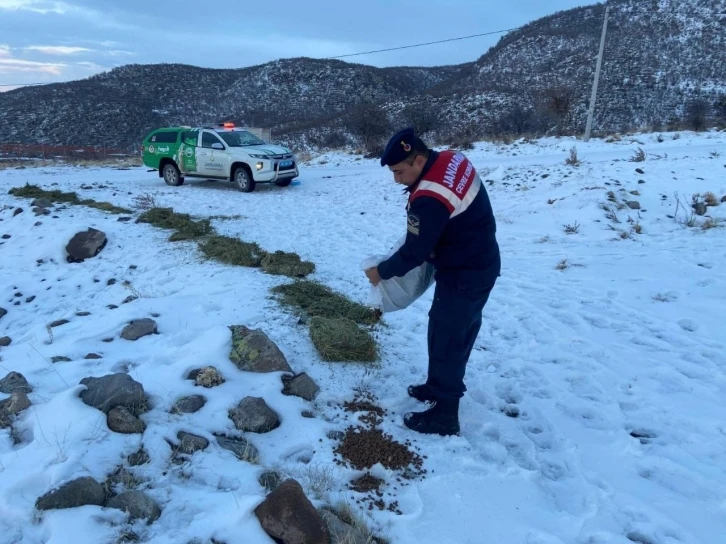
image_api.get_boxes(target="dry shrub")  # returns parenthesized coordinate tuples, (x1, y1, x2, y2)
(703, 192, 719, 207)
(629, 148, 647, 162)
(565, 147, 581, 166)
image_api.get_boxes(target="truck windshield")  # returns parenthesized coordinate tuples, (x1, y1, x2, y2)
(218, 131, 266, 147)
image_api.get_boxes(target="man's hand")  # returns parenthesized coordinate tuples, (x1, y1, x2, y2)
(365, 266, 382, 286)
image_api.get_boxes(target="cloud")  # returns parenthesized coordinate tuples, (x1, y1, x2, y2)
(0, 44, 11, 57)
(25, 45, 92, 55)
(0, 0, 69, 14)
(0, 57, 66, 75)
(0, 0, 138, 30)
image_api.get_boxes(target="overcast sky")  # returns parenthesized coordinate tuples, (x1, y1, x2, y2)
(0, 0, 597, 91)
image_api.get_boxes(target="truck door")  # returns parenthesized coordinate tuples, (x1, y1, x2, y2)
(198, 131, 229, 178)
(177, 129, 199, 174)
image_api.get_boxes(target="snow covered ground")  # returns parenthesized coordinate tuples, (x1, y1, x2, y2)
(1, 130, 725, 544)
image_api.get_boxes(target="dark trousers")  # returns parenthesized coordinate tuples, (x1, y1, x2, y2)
(426, 280, 493, 401)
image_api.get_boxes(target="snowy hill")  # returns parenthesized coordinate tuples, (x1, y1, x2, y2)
(0, 0, 725, 151)
(1, 129, 725, 543)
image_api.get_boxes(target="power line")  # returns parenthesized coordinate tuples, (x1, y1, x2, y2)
(326, 28, 519, 60)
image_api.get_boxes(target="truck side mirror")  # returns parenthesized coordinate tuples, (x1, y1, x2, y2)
(212, 142, 224, 150)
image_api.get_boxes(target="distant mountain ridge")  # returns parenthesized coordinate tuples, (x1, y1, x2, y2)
(0, 0, 724, 151)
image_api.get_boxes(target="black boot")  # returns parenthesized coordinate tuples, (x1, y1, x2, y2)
(408, 383, 436, 402)
(403, 398, 460, 436)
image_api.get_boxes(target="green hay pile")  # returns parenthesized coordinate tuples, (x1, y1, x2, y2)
(271, 280, 379, 325)
(309, 317, 377, 362)
(9, 184, 130, 214)
(9, 184, 80, 204)
(79, 199, 131, 214)
(137, 207, 212, 241)
(199, 235, 265, 267)
(261, 250, 315, 278)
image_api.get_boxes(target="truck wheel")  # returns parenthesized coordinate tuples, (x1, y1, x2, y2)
(274, 179, 292, 187)
(162, 163, 184, 186)
(234, 166, 255, 192)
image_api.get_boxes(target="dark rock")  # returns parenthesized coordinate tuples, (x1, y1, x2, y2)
(33, 207, 51, 216)
(102, 338, 114, 343)
(85, 353, 102, 360)
(635, 168, 645, 174)
(301, 411, 315, 419)
(229, 397, 281, 434)
(31, 198, 53, 208)
(76, 311, 91, 317)
(51, 356, 72, 363)
(107, 304, 118, 310)
(117, 217, 132, 222)
(1, 234, 10, 239)
(106, 490, 161, 523)
(35, 477, 106, 511)
(626, 201, 641, 210)
(282, 373, 319, 401)
(66, 228, 107, 263)
(0, 371, 31, 394)
(176, 431, 209, 454)
(0, 308, 6, 319)
(13, 208, 23, 216)
(254, 479, 330, 544)
(107, 406, 145, 434)
(122, 296, 138, 304)
(171, 395, 206, 414)
(26, 296, 36, 303)
(79, 373, 145, 415)
(215, 434, 259, 462)
(229, 325, 292, 373)
(0, 337, 11, 347)
(693, 202, 707, 216)
(121, 319, 157, 341)
(259, 470, 282, 492)
(49, 319, 70, 328)
(107, 278, 117, 286)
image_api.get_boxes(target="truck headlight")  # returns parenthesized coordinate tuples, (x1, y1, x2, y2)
(256, 162, 263, 171)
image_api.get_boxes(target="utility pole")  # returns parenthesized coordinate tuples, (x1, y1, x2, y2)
(584, 4, 610, 142)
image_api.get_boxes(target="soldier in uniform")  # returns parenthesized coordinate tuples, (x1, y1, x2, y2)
(364, 127, 501, 436)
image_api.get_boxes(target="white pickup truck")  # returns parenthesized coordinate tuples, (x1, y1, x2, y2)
(142, 122, 299, 192)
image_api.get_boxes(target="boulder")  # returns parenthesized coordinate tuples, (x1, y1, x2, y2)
(121, 319, 158, 341)
(35, 477, 106, 511)
(79, 373, 145, 415)
(66, 228, 107, 263)
(229, 397, 281, 434)
(254, 479, 329, 544)
(229, 325, 292, 373)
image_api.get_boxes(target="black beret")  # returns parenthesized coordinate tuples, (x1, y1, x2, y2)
(380, 127, 418, 167)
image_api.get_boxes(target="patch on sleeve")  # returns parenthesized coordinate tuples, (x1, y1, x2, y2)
(407, 213, 420, 235)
